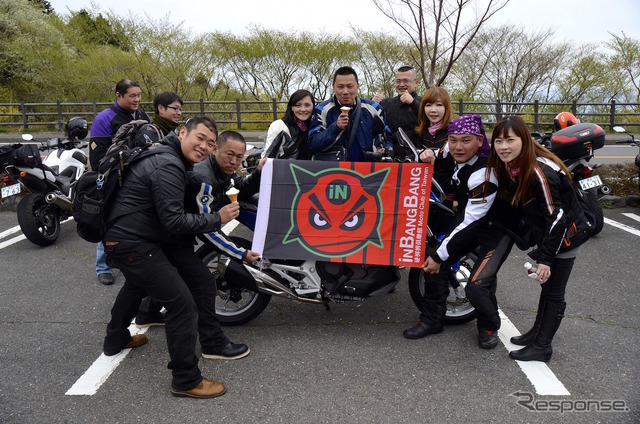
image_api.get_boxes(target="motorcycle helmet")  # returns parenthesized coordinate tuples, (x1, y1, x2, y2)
(66, 117, 88, 140)
(554, 112, 579, 132)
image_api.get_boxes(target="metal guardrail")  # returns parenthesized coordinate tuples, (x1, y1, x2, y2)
(0, 99, 638, 132)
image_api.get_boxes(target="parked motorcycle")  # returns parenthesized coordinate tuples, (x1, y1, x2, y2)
(533, 122, 606, 235)
(197, 130, 477, 326)
(612, 125, 640, 192)
(4, 117, 89, 246)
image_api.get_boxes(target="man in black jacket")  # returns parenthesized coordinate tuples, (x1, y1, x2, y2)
(372, 66, 422, 144)
(102, 116, 236, 399)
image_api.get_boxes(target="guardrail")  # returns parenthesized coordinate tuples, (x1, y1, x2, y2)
(0, 99, 638, 132)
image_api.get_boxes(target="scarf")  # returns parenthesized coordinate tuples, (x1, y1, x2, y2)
(294, 116, 308, 132)
(428, 121, 442, 137)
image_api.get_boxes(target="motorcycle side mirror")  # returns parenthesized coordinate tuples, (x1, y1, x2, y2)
(47, 138, 59, 147)
(612, 126, 626, 133)
(246, 144, 255, 152)
(22, 134, 33, 141)
(395, 128, 420, 162)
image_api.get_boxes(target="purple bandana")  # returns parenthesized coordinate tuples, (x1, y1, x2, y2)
(447, 114, 490, 157)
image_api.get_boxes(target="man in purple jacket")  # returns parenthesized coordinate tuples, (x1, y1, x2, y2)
(90, 78, 149, 285)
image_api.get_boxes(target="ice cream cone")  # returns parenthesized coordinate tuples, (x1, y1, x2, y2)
(226, 187, 239, 203)
(340, 106, 351, 115)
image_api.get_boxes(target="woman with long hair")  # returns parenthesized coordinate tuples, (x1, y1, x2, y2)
(415, 86, 455, 152)
(487, 116, 592, 362)
(262, 89, 315, 160)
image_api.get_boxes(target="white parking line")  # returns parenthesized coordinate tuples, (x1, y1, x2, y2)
(622, 213, 640, 224)
(66, 324, 148, 396)
(498, 309, 570, 396)
(66, 220, 240, 396)
(0, 225, 22, 240)
(604, 217, 640, 237)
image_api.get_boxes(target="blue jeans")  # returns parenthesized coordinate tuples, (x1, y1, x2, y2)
(96, 242, 112, 275)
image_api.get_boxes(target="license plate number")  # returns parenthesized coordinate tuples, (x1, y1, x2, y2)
(579, 175, 602, 190)
(1, 183, 21, 198)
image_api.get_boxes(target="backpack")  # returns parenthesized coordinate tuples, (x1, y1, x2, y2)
(72, 142, 176, 242)
(572, 184, 604, 236)
(112, 119, 163, 148)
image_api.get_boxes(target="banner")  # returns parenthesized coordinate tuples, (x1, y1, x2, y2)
(252, 159, 433, 268)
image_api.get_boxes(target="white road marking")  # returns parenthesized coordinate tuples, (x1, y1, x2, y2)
(622, 213, 640, 224)
(66, 324, 148, 396)
(0, 234, 26, 249)
(66, 220, 239, 396)
(498, 309, 571, 396)
(0, 225, 22, 240)
(604, 217, 640, 237)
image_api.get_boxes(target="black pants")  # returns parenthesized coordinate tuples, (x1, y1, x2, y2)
(464, 224, 514, 332)
(103, 242, 204, 391)
(539, 256, 575, 308)
(418, 266, 450, 327)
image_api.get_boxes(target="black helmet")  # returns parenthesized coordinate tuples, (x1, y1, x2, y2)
(66, 117, 88, 140)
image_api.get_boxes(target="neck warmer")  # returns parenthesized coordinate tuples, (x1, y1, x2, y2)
(152, 114, 179, 135)
(508, 157, 522, 177)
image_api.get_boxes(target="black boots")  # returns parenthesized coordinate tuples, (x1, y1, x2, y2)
(509, 302, 566, 362)
(510, 295, 545, 346)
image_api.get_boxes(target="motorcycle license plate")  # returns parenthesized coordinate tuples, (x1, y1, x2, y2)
(579, 175, 603, 190)
(1, 183, 21, 198)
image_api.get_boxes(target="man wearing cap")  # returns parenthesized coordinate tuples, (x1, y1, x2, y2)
(405, 115, 516, 350)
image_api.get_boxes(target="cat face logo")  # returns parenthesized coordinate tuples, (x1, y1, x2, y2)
(283, 164, 389, 257)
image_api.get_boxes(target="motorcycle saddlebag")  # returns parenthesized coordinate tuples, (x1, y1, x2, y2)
(549, 123, 605, 161)
(13, 144, 42, 168)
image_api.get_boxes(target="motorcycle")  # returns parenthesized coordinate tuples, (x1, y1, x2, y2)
(1, 143, 24, 206)
(196, 130, 477, 326)
(612, 125, 640, 192)
(4, 117, 89, 246)
(533, 122, 606, 235)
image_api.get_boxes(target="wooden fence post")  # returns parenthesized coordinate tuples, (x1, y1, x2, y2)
(21, 101, 27, 129)
(610, 99, 616, 129)
(458, 99, 463, 116)
(57, 101, 63, 131)
(236, 99, 241, 129)
(199, 98, 205, 116)
(272, 98, 277, 121)
(534, 100, 539, 132)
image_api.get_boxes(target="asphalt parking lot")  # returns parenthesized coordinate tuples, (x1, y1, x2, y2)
(0, 206, 639, 423)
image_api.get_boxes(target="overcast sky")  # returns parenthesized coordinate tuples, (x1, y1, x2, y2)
(47, 0, 640, 44)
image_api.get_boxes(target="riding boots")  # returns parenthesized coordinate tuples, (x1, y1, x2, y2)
(509, 301, 566, 362)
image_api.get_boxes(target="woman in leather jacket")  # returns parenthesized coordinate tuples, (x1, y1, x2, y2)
(262, 89, 315, 160)
(487, 116, 592, 362)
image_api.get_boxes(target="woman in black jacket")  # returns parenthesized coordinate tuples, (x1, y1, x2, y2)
(487, 116, 592, 362)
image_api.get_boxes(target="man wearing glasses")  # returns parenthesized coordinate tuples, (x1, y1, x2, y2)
(373, 66, 422, 144)
(133, 91, 184, 146)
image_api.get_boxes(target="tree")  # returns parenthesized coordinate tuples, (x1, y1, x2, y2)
(372, 0, 510, 88)
(607, 32, 640, 104)
(449, 26, 562, 109)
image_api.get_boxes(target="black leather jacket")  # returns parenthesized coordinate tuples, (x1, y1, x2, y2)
(104, 134, 220, 245)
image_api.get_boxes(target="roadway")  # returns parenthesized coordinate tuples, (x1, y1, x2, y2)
(0, 206, 639, 423)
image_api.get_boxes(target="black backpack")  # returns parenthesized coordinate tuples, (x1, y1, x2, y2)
(72, 141, 176, 243)
(112, 119, 163, 148)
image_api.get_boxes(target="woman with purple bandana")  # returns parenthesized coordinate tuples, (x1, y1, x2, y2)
(404, 115, 517, 350)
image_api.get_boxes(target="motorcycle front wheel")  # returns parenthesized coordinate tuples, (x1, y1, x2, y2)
(407, 253, 477, 325)
(17, 193, 60, 246)
(196, 244, 271, 326)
